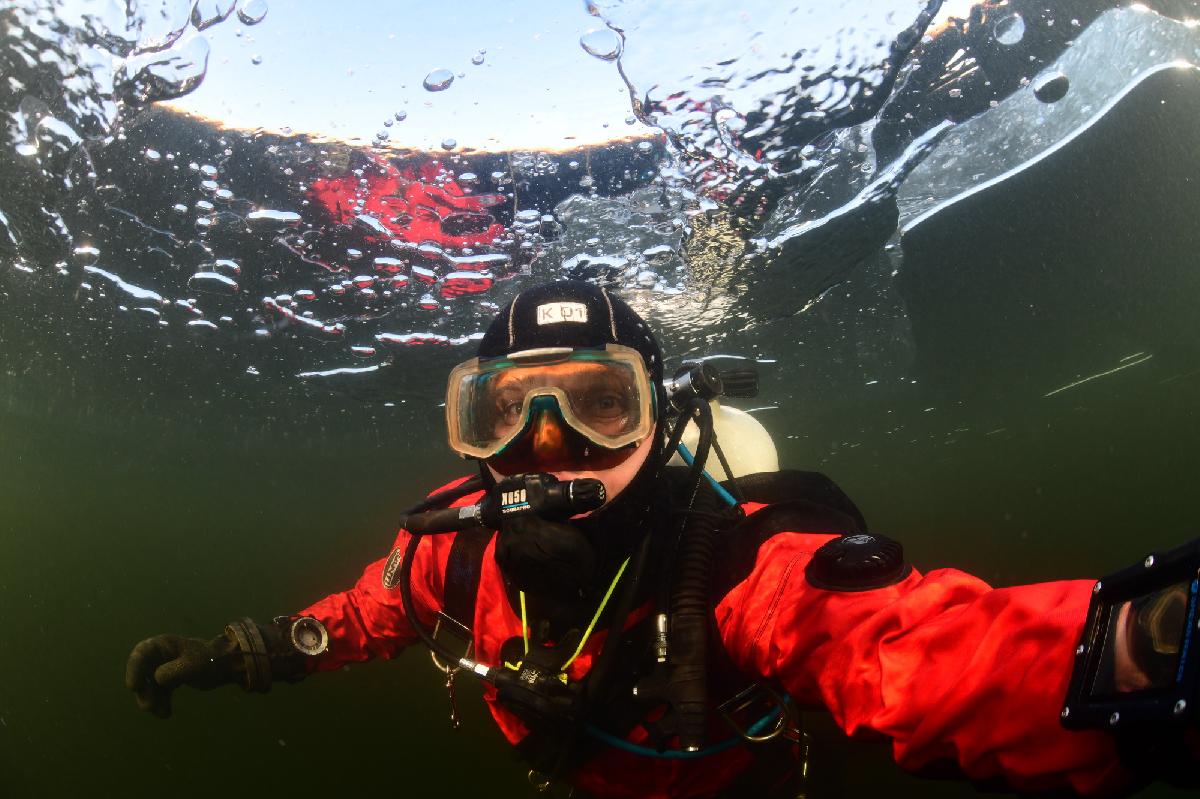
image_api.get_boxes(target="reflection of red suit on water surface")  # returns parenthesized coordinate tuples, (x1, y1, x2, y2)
(308, 157, 508, 251)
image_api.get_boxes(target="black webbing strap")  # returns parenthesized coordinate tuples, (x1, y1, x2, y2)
(442, 527, 494, 632)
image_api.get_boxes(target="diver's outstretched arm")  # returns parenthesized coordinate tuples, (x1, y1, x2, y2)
(125, 618, 309, 718)
(718, 531, 1184, 795)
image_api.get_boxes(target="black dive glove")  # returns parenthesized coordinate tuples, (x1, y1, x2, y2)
(125, 617, 316, 718)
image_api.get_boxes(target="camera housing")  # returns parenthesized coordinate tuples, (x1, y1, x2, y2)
(1062, 538, 1200, 729)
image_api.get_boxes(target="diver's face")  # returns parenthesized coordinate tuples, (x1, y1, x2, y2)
(487, 423, 656, 511)
(488, 361, 638, 441)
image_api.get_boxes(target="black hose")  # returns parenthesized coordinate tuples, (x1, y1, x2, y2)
(667, 399, 719, 751)
(401, 475, 485, 516)
(656, 399, 706, 614)
(661, 398, 697, 469)
(710, 435, 745, 504)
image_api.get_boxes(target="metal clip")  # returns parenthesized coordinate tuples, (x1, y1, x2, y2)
(717, 683, 801, 744)
(430, 612, 474, 730)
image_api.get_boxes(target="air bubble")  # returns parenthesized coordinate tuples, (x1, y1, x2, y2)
(471, 52, 485, 66)
(192, 0, 237, 31)
(395, 110, 407, 121)
(1033, 72, 1070, 103)
(188, 271, 239, 295)
(374, 257, 405, 274)
(995, 14, 1025, 46)
(73, 246, 100, 265)
(237, 0, 268, 25)
(423, 68, 455, 92)
(441, 138, 457, 151)
(247, 209, 301, 226)
(251, 54, 263, 65)
(144, 148, 162, 162)
(440, 271, 494, 298)
(580, 28, 622, 61)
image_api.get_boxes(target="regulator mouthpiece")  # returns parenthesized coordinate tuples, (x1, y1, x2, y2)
(401, 473, 606, 534)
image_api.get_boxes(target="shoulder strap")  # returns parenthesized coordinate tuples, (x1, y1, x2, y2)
(734, 469, 867, 532)
(442, 527, 493, 631)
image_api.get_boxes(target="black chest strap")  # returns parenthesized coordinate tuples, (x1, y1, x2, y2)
(442, 527, 493, 631)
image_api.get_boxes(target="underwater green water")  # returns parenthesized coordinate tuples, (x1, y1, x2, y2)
(2, 65, 1200, 799)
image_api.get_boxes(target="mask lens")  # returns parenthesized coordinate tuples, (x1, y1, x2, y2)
(446, 346, 651, 460)
(487, 399, 640, 476)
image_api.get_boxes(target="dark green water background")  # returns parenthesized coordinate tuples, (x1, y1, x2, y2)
(2, 73, 1199, 798)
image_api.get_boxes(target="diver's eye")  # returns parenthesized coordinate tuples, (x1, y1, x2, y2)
(492, 391, 525, 427)
(500, 400, 524, 425)
(582, 391, 628, 421)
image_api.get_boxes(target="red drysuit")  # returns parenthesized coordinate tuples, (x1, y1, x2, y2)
(298, 480, 1128, 798)
(308, 158, 507, 250)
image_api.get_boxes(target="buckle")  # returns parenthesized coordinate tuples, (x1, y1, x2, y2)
(717, 683, 801, 744)
(430, 611, 473, 673)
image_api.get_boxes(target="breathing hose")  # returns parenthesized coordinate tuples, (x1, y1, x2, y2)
(669, 401, 721, 751)
(656, 396, 713, 613)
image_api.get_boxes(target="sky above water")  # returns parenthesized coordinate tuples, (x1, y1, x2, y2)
(164, 0, 651, 151)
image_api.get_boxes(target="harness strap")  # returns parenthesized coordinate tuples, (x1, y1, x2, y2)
(442, 527, 492, 631)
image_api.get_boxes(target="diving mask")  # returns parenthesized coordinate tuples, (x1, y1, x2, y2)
(445, 344, 655, 471)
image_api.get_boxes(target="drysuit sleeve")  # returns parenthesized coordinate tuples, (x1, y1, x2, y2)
(715, 532, 1130, 795)
(293, 530, 451, 671)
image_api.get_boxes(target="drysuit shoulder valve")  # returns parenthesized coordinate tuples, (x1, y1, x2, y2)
(805, 534, 911, 591)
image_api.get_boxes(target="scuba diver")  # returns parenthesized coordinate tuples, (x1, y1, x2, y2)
(127, 281, 1198, 797)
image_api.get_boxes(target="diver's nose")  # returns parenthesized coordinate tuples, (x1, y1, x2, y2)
(531, 407, 567, 454)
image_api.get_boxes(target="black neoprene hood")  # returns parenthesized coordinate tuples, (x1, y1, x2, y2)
(476, 280, 664, 386)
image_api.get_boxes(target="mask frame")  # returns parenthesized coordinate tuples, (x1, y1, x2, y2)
(446, 344, 655, 461)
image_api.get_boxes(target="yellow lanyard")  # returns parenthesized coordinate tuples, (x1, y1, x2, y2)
(511, 557, 630, 676)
